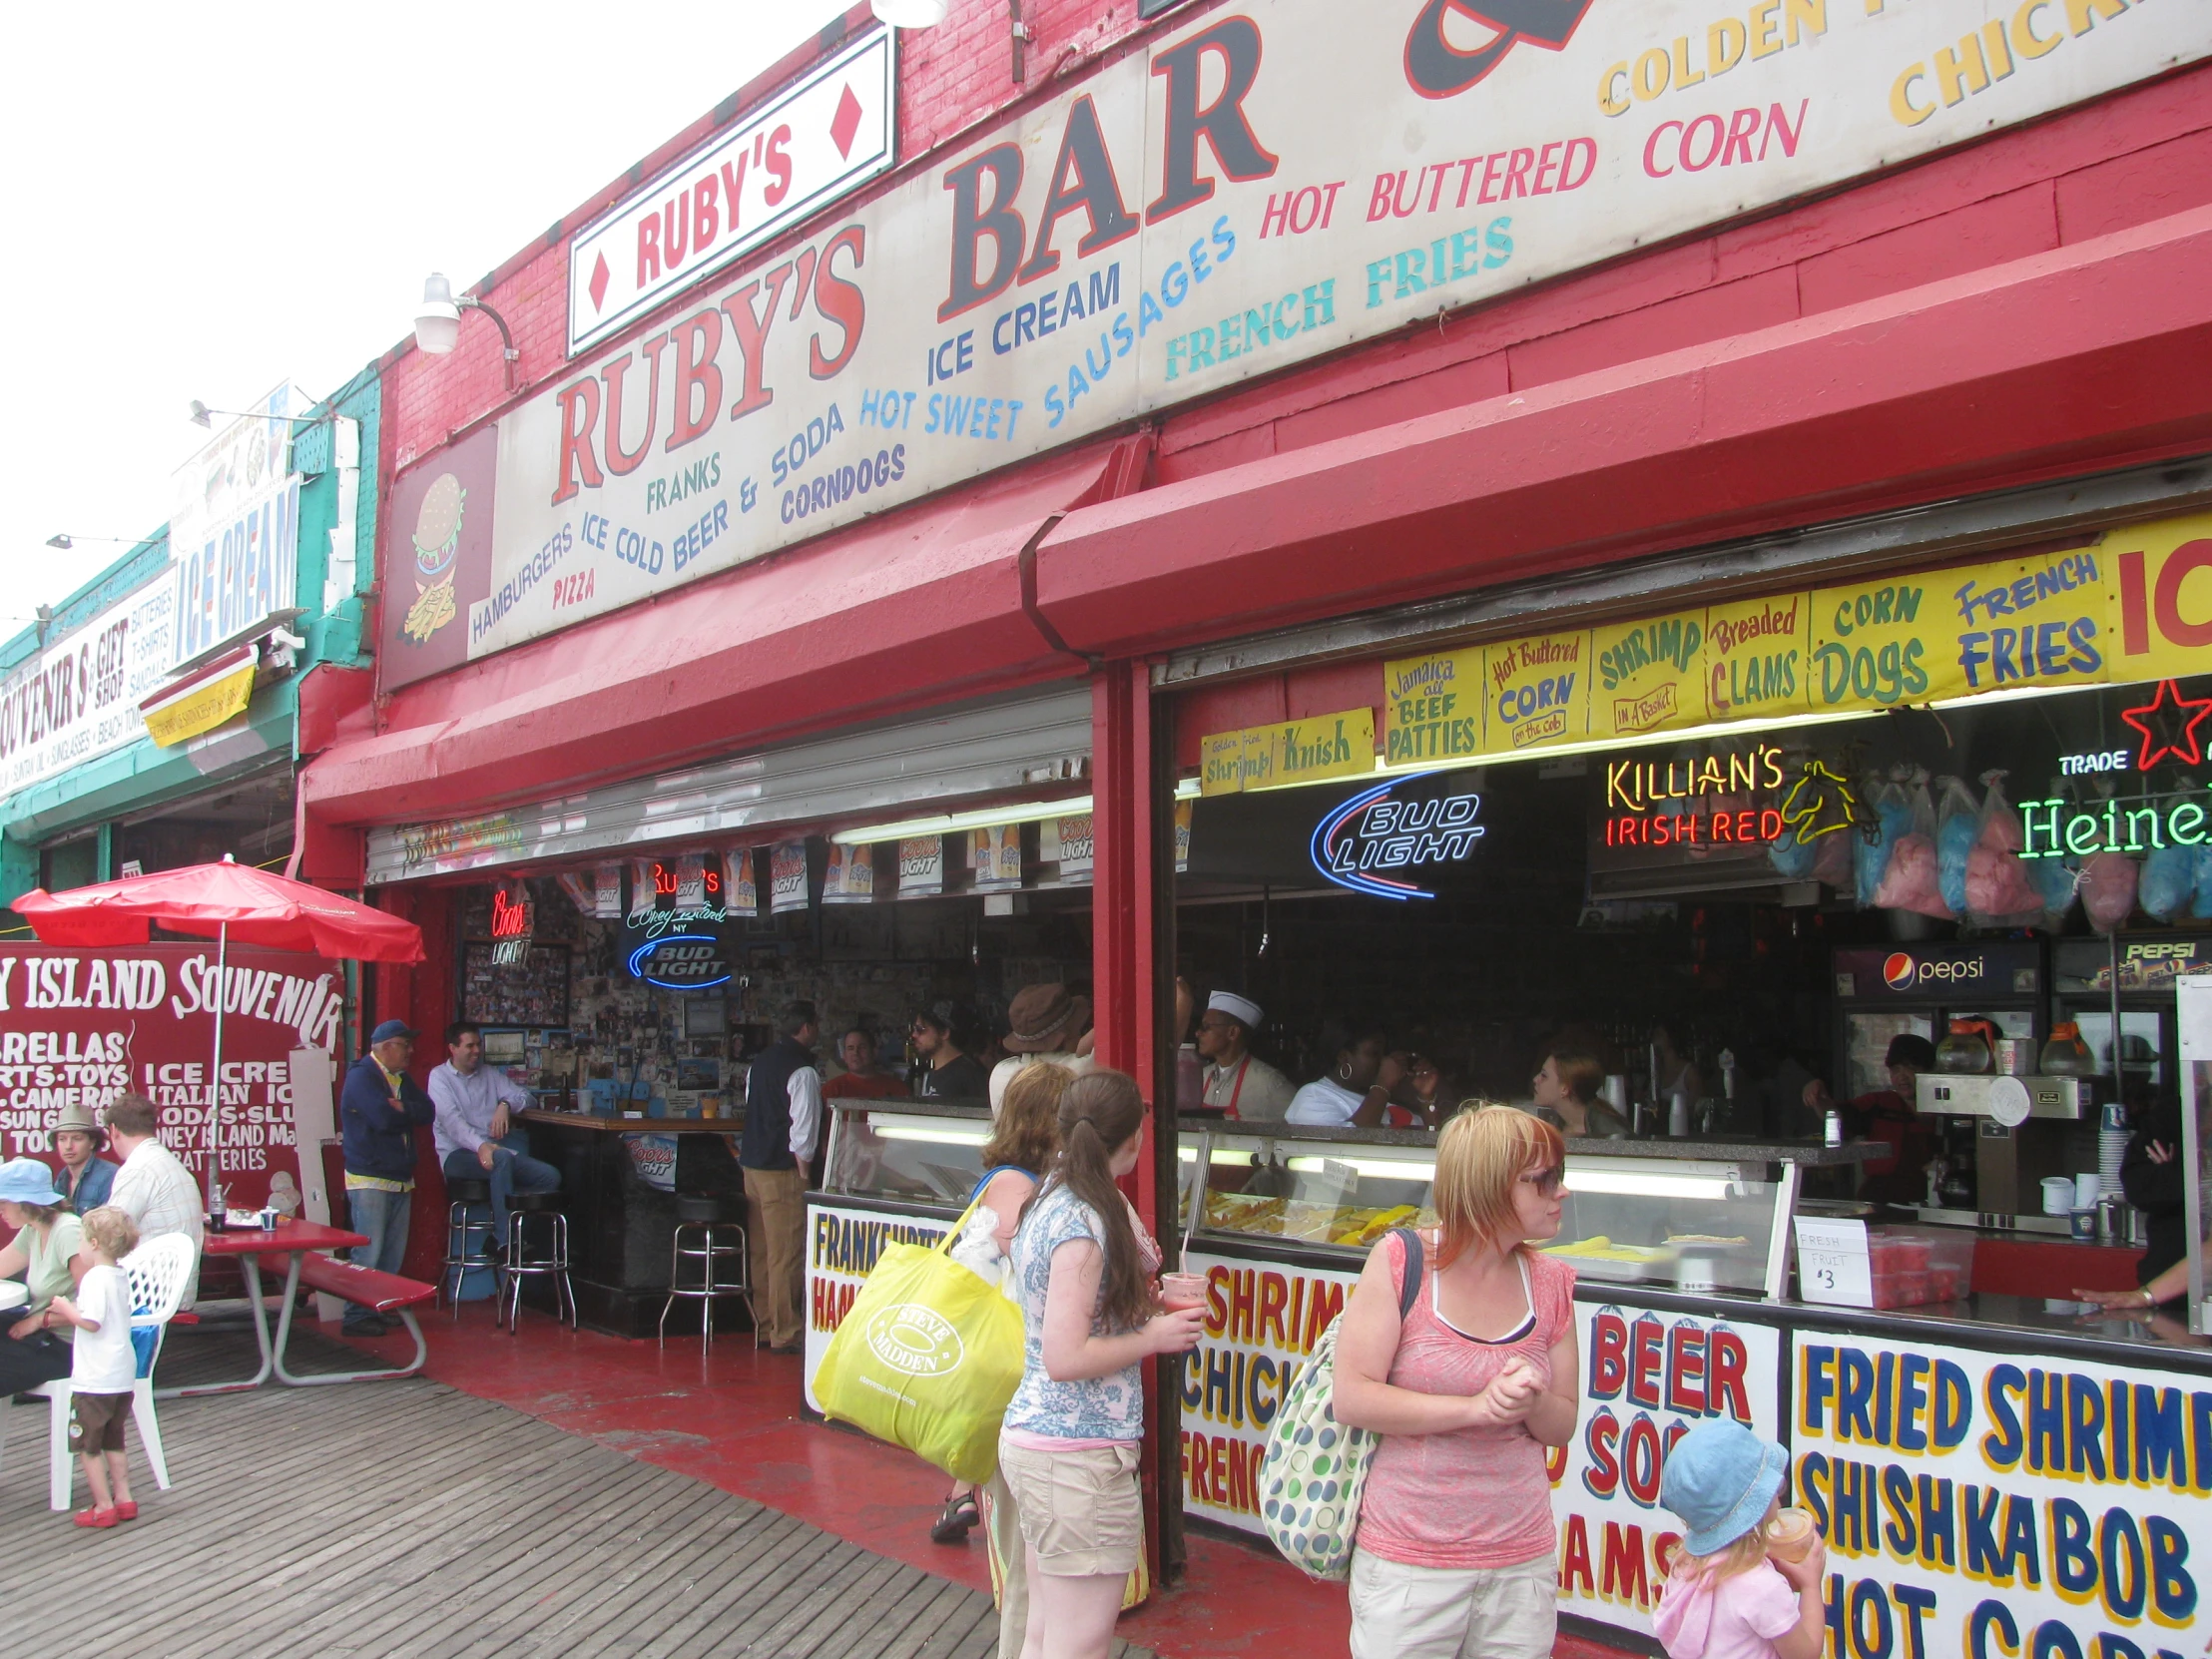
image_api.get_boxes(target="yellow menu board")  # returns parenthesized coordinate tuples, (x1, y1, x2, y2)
(1934, 547, 2111, 698)
(1808, 572, 1956, 714)
(1274, 709, 1376, 787)
(1196, 506, 2212, 788)
(2104, 510, 2212, 684)
(1382, 647, 1483, 766)
(1485, 632, 1590, 753)
(1202, 709, 1374, 795)
(1199, 730, 1245, 797)
(1591, 612, 1707, 740)
(1703, 592, 1810, 722)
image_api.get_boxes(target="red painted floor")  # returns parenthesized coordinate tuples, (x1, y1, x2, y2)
(333, 1308, 1620, 1659)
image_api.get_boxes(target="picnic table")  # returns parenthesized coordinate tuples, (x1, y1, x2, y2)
(174, 1218, 431, 1395)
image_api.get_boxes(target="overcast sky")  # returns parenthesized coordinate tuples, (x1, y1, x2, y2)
(0, 0, 853, 637)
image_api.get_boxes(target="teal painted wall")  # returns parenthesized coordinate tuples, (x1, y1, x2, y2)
(0, 366, 382, 900)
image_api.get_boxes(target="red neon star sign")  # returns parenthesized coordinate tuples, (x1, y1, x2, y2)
(2120, 679, 2212, 770)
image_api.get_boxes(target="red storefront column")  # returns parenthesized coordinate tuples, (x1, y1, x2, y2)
(1091, 657, 1189, 1578)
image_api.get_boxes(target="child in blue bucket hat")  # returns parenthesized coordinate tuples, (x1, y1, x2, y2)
(1653, 1420, 1827, 1659)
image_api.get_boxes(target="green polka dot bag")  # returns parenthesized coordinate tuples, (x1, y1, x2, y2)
(1259, 1228, 1423, 1581)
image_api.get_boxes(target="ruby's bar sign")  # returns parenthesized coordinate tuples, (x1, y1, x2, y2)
(458, 0, 2206, 675)
(567, 31, 895, 355)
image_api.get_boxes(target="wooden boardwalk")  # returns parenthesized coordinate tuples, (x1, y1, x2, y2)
(0, 1322, 1155, 1659)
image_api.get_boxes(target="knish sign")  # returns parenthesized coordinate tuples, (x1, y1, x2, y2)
(429, 0, 2206, 680)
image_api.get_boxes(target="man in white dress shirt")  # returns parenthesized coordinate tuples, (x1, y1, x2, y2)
(102, 1093, 206, 1308)
(429, 1021, 561, 1251)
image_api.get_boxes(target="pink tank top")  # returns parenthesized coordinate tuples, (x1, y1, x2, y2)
(1354, 1231, 1575, 1571)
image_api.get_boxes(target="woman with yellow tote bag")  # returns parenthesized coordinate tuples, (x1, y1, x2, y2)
(812, 1184, 1027, 1484)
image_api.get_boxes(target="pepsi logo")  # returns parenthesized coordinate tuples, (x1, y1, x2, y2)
(1880, 951, 1986, 991)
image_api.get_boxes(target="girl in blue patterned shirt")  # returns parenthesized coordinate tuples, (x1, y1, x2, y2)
(997, 1069, 1203, 1659)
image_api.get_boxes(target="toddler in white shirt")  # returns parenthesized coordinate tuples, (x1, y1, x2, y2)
(45, 1205, 142, 1528)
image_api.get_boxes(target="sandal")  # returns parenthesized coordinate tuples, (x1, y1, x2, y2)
(929, 1491, 981, 1544)
(115, 1500, 139, 1521)
(72, 1506, 118, 1529)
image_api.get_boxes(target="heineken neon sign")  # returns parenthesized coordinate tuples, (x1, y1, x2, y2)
(2018, 795, 2209, 858)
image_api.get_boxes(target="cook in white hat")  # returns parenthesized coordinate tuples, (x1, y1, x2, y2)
(1197, 991, 1296, 1122)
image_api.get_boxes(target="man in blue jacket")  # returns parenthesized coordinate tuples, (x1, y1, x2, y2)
(338, 1019, 435, 1336)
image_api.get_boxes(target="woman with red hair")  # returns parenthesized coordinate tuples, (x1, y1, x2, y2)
(1333, 1106, 1581, 1659)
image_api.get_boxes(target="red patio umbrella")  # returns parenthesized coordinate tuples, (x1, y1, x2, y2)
(14, 856, 425, 1200)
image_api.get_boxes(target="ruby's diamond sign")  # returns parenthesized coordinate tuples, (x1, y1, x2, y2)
(567, 30, 894, 356)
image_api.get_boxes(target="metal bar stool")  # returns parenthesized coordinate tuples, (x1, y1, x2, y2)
(498, 1192, 576, 1333)
(660, 1195, 754, 1352)
(441, 1177, 497, 1318)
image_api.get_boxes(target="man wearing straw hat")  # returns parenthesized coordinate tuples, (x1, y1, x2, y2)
(987, 983, 1095, 1118)
(49, 1100, 117, 1213)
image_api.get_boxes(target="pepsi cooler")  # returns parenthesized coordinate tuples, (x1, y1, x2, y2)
(2052, 933, 2202, 1106)
(1833, 941, 2050, 1221)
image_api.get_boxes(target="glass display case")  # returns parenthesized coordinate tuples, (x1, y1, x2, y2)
(1179, 1121, 1833, 1300)
(821, 1099, 992, 1208)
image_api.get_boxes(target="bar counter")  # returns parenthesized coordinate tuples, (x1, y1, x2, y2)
(520, 1107, 750, 1337)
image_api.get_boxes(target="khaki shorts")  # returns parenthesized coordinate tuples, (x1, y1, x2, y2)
(1349, 1548, 1557, 1659)
(70, 1390, 131, 1454)
(996, 1436, 1142, 1578)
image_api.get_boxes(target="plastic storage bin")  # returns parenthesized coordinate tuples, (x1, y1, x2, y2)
(1866, 1226, 1973, 1309)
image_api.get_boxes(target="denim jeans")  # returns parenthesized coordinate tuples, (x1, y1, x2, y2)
(441, 1135, 561, 1244)
(344, 1185, 411, 1327)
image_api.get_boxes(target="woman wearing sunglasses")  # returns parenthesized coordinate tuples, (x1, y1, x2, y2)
(1332, 1107, 1581, 1659)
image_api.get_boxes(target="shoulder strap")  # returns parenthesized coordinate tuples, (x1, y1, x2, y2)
(1391, 1227, 1424, 1320)
(966, 1164, 1028, 1205)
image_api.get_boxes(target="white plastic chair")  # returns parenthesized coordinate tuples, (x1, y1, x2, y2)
(0, 1234, 196, 1511)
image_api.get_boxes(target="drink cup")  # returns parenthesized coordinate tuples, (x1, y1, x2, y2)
(1767, 1507, 1819, 1562)
(1159, 1272, 1207, 1312)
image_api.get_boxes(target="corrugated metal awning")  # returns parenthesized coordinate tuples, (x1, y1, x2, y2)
(364, 681, 1091, 884)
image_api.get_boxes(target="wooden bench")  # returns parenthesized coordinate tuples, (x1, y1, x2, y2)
(277, 1255, 436, 1384)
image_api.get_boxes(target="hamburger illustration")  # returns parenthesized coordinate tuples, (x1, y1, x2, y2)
(401, 471, 464, 644)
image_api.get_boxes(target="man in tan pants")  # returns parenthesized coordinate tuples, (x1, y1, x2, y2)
(738, 1001, 823, 1353)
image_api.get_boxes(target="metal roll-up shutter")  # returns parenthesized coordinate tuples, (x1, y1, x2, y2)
(365, 681, 1092, 884)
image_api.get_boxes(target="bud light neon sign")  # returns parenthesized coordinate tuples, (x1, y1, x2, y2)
(1311, 773, 1485, 900)
(626, 933, 733, 991)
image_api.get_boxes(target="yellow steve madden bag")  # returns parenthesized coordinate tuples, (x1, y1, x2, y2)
(812, 1194, 1026, 1483)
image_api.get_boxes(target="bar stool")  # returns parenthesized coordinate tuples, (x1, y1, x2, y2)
(441, 1177, 497, 1317)
(660, 1195, 754, 1352)
(498, 1192, 576, 1333)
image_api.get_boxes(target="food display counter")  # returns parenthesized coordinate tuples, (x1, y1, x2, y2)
(1170, 1119, 2212, 1654)
(803, 1098, 991, 1414)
